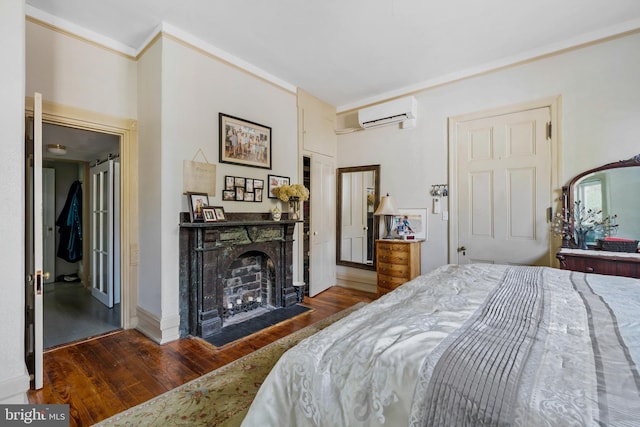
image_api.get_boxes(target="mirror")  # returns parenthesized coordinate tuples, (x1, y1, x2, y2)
(564, 154, 640, 248)
(336, 165, 380, 270)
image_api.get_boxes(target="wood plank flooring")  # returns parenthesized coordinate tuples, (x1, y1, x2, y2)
(28, 286, 376, 427)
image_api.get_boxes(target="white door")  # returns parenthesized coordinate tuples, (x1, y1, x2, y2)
(25, 92, 44, 389)
(91, 159, 117, 307)
(454, 107, 552, 265)
(309, 153, 336, 296)
(340, 171, 367, 263)
(42, 168, 56, 284)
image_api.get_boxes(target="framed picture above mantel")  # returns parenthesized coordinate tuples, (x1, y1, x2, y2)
(219, 113, 272, 169)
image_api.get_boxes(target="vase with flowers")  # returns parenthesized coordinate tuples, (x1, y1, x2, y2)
(552, 199, 618, 249)
(272, 183, 310, 220)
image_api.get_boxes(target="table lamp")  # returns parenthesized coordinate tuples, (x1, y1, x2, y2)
(374, 193, 399, 239)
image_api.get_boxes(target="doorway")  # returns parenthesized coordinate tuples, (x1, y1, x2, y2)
(40, 123, 122, 348)
(448, 97, 561, 267)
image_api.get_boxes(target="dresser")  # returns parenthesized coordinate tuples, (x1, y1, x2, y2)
(557, 248, 640, 279)
(375, 239, 421, 297)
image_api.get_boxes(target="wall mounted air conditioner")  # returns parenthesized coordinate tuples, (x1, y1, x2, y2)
(357, 96, 418, 129)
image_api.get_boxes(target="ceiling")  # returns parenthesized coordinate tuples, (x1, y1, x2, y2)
(25, 0, 640, 111)
(42, 123, 119, 162)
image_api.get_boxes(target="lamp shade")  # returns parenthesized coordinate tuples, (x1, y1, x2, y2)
(374, 193, 399, 216)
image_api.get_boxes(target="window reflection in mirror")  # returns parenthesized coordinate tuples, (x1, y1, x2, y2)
(336, 165, 380, 270)
(572, 164, 640, 245)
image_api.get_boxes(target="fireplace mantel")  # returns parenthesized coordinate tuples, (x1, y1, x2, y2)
(179, 212, 300, 338)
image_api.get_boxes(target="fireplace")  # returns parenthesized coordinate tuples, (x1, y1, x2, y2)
(179, 212, 299, 338)
(221, 252, 275, 325)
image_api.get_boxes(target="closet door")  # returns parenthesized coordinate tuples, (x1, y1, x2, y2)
(90, 159, 115, 307)
(309, 153, 336, 295)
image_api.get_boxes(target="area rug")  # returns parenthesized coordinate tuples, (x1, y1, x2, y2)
(95, 302, 367, 427)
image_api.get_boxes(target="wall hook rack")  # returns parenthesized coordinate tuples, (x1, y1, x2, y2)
(430, 184, 448, 197)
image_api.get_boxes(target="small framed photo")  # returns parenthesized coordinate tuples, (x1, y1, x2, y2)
(235, 187, 245, 201)
(245, 179, 254, 193)
(219, 113, 272, 169)
(393, 208, 428, 240)
(244, 192, 255, 202)
(187, 192, 209, 222)
(268, 175, 290, 199)
(202, 207, 217, 222)
(234, 176, 246, 188)
(225, 176, 235, 191)
(213, 206, 227, 221)
(223, 190, 235, 201)
(255, 188, 263, 202)
(253, 179, 264, 189)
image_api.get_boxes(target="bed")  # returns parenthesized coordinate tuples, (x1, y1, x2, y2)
(241, 263, 640, 426)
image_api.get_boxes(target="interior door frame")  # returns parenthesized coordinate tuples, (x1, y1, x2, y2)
(448, 96, 562, 266)
(25, 97, 139, 330)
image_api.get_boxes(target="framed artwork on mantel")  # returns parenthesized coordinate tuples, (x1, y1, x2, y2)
(219, 113, 272, 169)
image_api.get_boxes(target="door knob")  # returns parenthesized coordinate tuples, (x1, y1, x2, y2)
(43, 272, 51, 280)
(457, 246, 466, 256)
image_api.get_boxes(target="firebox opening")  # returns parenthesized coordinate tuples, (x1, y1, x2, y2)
(222, 251, 276, 327)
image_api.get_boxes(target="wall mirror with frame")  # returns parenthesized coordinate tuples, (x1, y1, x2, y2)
(563, 154, 640, 248)
(336, 165, 380, 270)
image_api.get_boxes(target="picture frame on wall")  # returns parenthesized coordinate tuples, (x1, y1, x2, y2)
(187, 192, 209, 222)
(223, 175, 265, 203)
(219, 113, 272, 169)
(268, 174, 290, 199)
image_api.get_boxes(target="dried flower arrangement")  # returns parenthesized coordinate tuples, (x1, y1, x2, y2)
(272, 183, 310, 202)
(552, 199, 618, 248)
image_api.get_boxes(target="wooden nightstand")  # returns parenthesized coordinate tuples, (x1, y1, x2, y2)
(376, 239, 421, 297)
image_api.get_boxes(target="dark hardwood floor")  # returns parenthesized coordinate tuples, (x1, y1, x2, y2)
(28, 286, 375, 427)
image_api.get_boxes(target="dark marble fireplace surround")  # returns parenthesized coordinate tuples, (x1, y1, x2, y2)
(179, 212, 299, 339)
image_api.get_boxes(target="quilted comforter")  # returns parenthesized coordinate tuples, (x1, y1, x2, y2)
(241, 263, 640, 426)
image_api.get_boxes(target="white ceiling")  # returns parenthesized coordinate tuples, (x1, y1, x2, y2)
(25, 0, 640, 111)
(42, 123, 119, 162)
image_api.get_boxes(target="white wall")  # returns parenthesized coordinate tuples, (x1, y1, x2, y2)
(136, 36, 298, 341)
(0, 0, 30, 403)
(137, 38, 164, 326)
(25, 20, 300, 345)
(337, 32, 640, 275)
(25, 19, 137, 119)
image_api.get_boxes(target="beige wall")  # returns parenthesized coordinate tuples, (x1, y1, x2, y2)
(24, 20, 299, 344)
(26, 19, 137, 119)
(337, 32, 640, 275)
(136, 35, 299, 341)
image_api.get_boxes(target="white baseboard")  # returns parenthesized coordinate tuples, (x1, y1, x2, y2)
(0, 368, 30, 404)
(135, 306, 180, 344)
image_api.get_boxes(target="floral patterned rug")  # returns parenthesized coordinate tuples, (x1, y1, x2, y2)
(95, 303, 366, 427)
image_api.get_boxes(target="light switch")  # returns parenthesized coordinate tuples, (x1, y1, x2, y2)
(442, 210, 449, 221)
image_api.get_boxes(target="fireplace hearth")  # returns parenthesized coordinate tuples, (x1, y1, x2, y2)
(179, 212, 299, 339)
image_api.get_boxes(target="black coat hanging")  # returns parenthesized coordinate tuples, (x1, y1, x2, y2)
(56, 180, 83, 263)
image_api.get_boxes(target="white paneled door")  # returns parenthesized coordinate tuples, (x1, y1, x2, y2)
(309, 153, 336, 296)
(90, 159, 120, 308)
(25, 92, 44, 389)
(454, 107, 552, 266)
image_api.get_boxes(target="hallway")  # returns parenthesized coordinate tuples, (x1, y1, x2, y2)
(43, 281, 120, 349)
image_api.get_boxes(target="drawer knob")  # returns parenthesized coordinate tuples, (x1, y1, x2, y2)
(586, 267, 594, 273)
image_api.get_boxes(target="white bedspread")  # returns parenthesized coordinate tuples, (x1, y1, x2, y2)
(241, 264, 640, 426)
